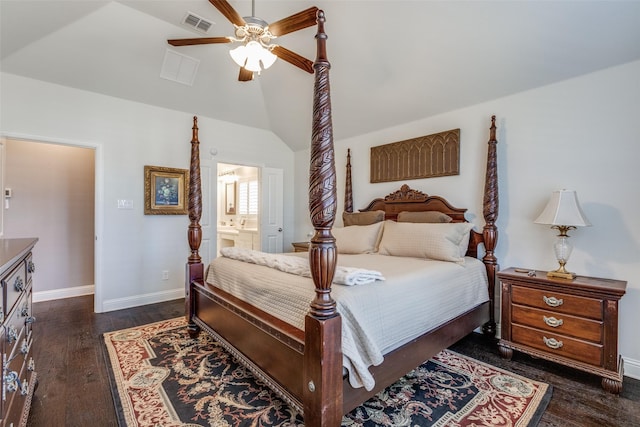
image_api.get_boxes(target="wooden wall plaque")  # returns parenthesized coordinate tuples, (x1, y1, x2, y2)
(370, 129, 460, 183)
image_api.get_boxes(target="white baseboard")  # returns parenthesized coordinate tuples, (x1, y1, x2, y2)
(33, 285, 95, 302)
(33, 285, 184, 314)
(101, 288, 185, 313)
(623, 356, 640, 380)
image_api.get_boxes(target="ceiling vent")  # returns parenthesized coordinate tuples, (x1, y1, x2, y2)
(183, 12, 213, 34)
(160, 49, 200, 86)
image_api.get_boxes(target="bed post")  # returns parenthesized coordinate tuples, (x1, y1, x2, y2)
(482, 115, 499, 338)
(186, 116, 203, 337)
(344, 148, 353, 213)
(303, 10, 343, 427)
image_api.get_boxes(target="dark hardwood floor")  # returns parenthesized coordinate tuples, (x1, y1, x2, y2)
(26, 295, 639, 426)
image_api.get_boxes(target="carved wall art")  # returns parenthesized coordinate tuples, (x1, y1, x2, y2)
(370, 128, 460, 183)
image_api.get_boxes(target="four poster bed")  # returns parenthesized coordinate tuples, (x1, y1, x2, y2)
(184, 10, 499, 427)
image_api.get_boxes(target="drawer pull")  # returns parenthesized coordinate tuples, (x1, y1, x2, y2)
(20, 338, 32, 355)
(4, 371, 20, 393)
(20, 380, 29, 396)
(28, 357, 35, 372)
(13, 276, 24, 292)
(25, 316, 36, 325)
(6, 326, 18, 343)
(28, 261, 36, 273)
(543, 316, 564, 328)
(543, 336, 564, 349)
(543, 295, 563, 307)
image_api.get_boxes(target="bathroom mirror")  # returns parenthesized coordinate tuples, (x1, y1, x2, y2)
(225, 182, 236, 215)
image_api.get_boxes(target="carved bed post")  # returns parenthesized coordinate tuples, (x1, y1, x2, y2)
(186, 116, 203, 336)
(344, 148, 353, 213)
(303, 10, 343, 427)
(482, 115, 499, 338)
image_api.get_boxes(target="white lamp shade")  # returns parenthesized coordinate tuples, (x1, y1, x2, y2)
(229, 41, 277, 72)
(229, 44, 248, 67)
(534, 189, 591, 227)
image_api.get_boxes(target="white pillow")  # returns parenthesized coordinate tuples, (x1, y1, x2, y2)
(378, 220, 474, 262)
(332, 222, 384, 254)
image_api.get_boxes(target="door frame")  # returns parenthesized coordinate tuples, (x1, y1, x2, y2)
(0, 131, 103, 311)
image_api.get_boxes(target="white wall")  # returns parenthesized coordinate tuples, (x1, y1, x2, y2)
(1, 72, 295, 312)
(294, 59, 640, 378)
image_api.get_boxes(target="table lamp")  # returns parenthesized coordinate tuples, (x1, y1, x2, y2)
(534, 189, 591, 279)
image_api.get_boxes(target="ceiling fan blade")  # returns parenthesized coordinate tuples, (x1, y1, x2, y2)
(238, 67, 254, 82)
(272, 45, 313, 74)
(209, 0, 246, 27)
(268, 6, 319, 37)
(168, 37, 231, 46)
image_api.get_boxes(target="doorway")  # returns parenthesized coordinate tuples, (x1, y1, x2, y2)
(2, 138, 96, 302)
(216, 163, 261, 255)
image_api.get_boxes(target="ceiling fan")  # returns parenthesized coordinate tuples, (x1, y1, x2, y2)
(168, 0, 318, 82)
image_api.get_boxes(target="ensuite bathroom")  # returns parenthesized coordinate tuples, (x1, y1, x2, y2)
(217, 163, 260, 254)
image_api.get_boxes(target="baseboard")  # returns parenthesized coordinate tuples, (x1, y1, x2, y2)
(33, 285, 184, 313)
(33, 285, 95, 302)
(101, 288, 185, 313)
(623, 356, 640, 380)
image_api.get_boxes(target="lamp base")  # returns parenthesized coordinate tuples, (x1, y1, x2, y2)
(547, 270, 576, 280)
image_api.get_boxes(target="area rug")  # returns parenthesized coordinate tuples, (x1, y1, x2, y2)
(103, 318, 552, 427)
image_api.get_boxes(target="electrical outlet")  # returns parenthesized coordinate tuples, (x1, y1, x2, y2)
(162, 270, 169, 280)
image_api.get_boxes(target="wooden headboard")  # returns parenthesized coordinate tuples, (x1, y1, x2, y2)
(359, 184, 468, 222)
(357, 184, 484, 258)
(359, 184, 484, 258)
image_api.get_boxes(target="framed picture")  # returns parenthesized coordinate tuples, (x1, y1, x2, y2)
(144, 165, 189, 215)
(225, 182, 236, 215)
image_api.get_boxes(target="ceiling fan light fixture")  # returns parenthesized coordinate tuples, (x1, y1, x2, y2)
(229, 41, 277, 72)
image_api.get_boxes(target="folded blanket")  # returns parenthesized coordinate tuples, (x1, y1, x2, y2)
(220, 247, 385, 286)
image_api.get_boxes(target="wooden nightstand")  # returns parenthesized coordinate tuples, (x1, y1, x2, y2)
(291, 242, 310, 252)
(497, 267, 627, 393)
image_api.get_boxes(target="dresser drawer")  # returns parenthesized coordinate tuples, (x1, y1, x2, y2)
(512, 304, 603, 343)
(512, 324, 603, 366)
(3, 260, 28, 316)
(512, 285, 603, 320)
(3, 355, 35, 427)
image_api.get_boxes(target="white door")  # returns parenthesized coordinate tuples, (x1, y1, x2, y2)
(260, 167, 283, 253)
(199, 158, 214, 264)
(0, 138, 4, 237)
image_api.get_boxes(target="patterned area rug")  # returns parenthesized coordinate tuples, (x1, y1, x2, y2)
(103, 318, 552, 426)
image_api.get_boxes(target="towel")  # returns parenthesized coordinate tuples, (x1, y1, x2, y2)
(220, 247, 385, 286)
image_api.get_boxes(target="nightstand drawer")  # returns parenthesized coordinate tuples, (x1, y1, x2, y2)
(512, 324, 603, 366)
(512, 285, 603, 320)
(512, 304, 603, 342)
(291, 242, 309, 252)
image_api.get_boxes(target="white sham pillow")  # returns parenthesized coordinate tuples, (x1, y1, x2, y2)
(378, 220, 474, 262)
(332, 221, 385, 254)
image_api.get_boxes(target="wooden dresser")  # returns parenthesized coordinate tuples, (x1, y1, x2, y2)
(498, 267, 626, 393)
(0, 238, 38, 427)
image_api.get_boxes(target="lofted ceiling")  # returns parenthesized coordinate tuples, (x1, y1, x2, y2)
(2, 1, 640, 152)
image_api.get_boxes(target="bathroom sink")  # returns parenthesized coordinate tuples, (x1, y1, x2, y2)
(217, 226, 239, 234)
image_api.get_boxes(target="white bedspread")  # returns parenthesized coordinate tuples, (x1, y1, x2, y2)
(220, 247, 385, 286)
(206, 252, 489, 391)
